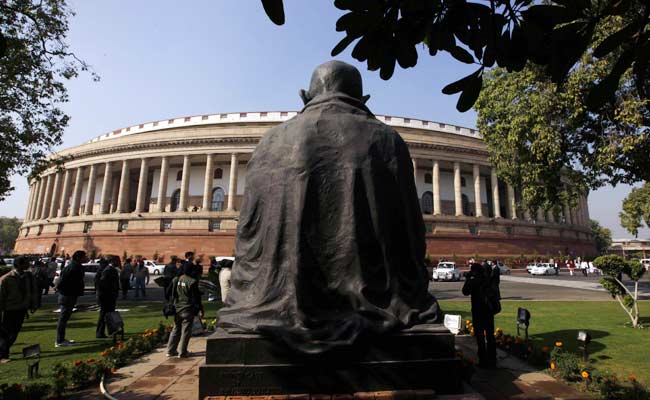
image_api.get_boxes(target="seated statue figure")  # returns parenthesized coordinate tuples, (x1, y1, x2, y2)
(218, 60, 441, 353)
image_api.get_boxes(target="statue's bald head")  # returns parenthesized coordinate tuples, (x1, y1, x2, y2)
(300, 60, 369, 105)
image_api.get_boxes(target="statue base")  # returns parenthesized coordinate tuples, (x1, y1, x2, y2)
(198, 324, 462, 399)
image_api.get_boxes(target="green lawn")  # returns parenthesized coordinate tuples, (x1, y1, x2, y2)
(1, 300, 648, 388)
(0, 301, 223, 386)
(440, 300, 650, 385)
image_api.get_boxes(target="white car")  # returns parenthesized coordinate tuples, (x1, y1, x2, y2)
(640, 259, 650, 271)
(530, 263, 556, 276)
(526, 263, 537, 274)
(432, 262, 461, 281)
(495, 261, 511, 275)
(143, 260, 165, 275)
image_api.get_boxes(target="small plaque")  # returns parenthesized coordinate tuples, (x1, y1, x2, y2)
(443, 314, 462, 335)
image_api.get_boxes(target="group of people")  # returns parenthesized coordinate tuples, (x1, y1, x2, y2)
(564, 258, 599, 276)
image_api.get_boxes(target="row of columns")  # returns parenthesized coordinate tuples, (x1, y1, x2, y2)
(24, 153, 242, 222)
(417, 159, 590, 226)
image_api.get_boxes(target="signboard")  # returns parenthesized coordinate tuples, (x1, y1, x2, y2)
(444, 314, 462, 334)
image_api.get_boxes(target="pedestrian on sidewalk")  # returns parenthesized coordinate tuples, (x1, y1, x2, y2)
(0, 256, 39, 363)
(95, 257, 120, 338)
(133, 258, 149, 299)
(55, 250, 86, 347)
(166, 263, 204, 358)
(462, 262, 499, 368)
(567, 259, 574, 276)
(120, 258, 134, 300)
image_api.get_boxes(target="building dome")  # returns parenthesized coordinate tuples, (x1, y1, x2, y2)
(15, 111, 596, 261)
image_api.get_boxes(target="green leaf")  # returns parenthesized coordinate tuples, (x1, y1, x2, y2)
(587, 48, 634, 109)
(593, 23, 636, 59)
(457, 72, 483, 112)
(331, 35, 356, 57)
(442, 68, 482, 95)
(449, 45, 475, 64)
(261, 0, 285, 25)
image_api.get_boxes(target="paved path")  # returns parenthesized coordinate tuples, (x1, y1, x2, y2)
(500, 276, 605, 291)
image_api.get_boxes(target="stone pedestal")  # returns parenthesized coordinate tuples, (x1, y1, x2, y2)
(198, 324, 462, 399)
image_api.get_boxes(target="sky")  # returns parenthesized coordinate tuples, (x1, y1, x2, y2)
(1, 0, 647, 239)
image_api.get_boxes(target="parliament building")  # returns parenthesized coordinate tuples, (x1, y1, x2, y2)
(14, 111, 596, 260)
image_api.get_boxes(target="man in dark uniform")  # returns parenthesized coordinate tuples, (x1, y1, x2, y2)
(0, 256, 39, 362)
(55, 250, 86, 347)
(166, 263, 204, 358)
(95, 257, 120, 338)
(462, 262, 499, 367)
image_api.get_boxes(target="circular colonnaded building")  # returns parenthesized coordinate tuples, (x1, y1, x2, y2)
(15, 111, 596, 261)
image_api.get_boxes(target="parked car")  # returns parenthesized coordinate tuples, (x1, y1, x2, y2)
(432, 262, 461, 281)
(2, 258, 14, 267)
(495, 261, 511, 275)
(53, 261, 98, 292)
(526, 263, 537, 274)
(530, 263, 557, 276)
(640, 258, 650, 271)
(144, 260, 164, 275)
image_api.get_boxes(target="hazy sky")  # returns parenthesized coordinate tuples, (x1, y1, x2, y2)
(1, 1, 647, 239)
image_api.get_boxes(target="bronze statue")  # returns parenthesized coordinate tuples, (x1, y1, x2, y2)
(218, 60, 441, 353)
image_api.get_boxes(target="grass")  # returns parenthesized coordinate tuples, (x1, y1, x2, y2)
(1, 300, 648, 388)
(0, 301, 222, 386)
(440, 300, 650, 385)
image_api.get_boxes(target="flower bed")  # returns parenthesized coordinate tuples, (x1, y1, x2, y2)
(0, 321, 172, 400)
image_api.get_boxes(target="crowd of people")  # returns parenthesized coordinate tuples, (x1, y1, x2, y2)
(0, 250, 234, 363)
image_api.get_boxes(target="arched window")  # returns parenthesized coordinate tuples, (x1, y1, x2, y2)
(462, 194, 470, 216)
(421, 191, 433, 214)
(175, 170, 182, 181)
(461, 177, 466, 187)
(170, 189, 181, 212)
(424, 173, 432, 184)
(213, 168, 223, 179)
(211, 187, 225, 211)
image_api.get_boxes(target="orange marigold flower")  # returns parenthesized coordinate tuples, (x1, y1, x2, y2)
(87, 358, 95, 363)
(111, 368, 117, 374)
(74, 360, 82, 366)
(581, 371, 590, 379)
(555, 341, 563, 347)
(542, 346, 549, 353)
(630, 375, 637, 382)
(550, 362, 556, 370)
(100, 351, 108, 357)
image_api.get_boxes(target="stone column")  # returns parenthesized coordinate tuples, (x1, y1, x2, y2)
(491, 169, 501, 218)
(412, 158, 417, 181)
(25, 184, 35, 221)
(157, 156, 169, 213)
(536, 208, 545, 222)
(178, 155, 191, 212)
(203, 154, 214, 211)
(524, 209, 532, 221)
(227, 153, 239, 211)
(99, 162, 113, 214)
(507, 184, 517, 219)
(583, 195, 591, 226)
(473, 164, 482, 218)
(84, 164, 98, 215)
(135, 158, 150, 213)
(32, 179, 44, 220)
(48, 171, 63, 218)
(110, 176, 120, 213)
(116, 160, 130, 213)
(70, 166, 85, 217)
(58, 169, 73, 217)
(453, 162, 462, 216)
(432, 160, 441, 216)
(546, 209, 556, 224)
(41, 174, 54, 220)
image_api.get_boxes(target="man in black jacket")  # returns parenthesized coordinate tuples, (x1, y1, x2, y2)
(462, 262, 498, 368)
(95, 257, 120, 338)
(55, 250, 87, 347)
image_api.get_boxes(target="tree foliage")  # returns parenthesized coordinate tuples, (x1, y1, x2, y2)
(260, 0, 650, 113)
(594, 254, 646, 328)
(0, 217, 22, 254)
(473, 9, 649, 210)
(591, 220, 613, 255)
(619, 182, 650, 238)
(0, 0, 96, 200)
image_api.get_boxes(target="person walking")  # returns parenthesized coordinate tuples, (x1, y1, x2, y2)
(119, 258, 134, 300)
(33, 259, 49, 299)
(163, 256, 179, 279)
(95, 258, 120, 338)
(218, 258, 233, 303)
(206, 258, 221, 302)
(133, 259, 149, 299)
(567, 259, 574, 276)
(462, 262, 500, 368)
(46, 257, 58, 294)
(0, 256, 39, 363)
(55, 250, 86, 347)
(166, 263, 204, 358)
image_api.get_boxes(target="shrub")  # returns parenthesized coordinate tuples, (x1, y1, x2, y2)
(550, 345, 581, 381)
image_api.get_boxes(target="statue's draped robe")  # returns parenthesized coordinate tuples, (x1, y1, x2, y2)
(219, 93, 440, 353)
